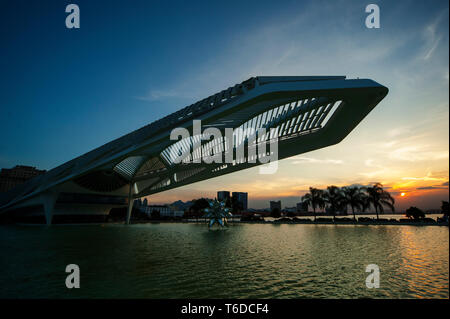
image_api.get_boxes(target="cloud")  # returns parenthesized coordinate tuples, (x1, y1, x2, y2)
(135, 89, 181, 102)
(423, 33, 441, 61)
(359, 170, 387, 179)
(364, 159, 376, 167)
(422, 11, 447, 60)
(387, 126, 411, 138)
(372, 126, 449, 163)
(416, 186, 448, 190)
(359, 160, 389, 178)
(389, 146, 448, 162)
(416, 180, 450, 190)
(402, 176, 439, 181)
(364, 159, 387, 168)
(402, 171, 449, 182)
(290, 156, 343, 165)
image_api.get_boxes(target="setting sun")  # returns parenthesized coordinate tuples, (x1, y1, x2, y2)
(401, 193, 406, 197)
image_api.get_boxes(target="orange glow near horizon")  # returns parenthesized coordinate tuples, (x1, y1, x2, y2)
(146, 177, 449, 212)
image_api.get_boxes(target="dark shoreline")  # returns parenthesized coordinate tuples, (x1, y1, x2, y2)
(6, 217, 448, 227)
(130, 219, 449, 227)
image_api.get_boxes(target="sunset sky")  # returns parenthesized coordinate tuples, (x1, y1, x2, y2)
(0, 0, 448, 211)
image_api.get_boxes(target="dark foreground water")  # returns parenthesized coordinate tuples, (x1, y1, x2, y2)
(0, 223, 448, 298)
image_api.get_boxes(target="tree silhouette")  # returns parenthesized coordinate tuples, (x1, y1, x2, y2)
(342, 186, 364, 220)
(191, 198, 210, 222)
(364, 183, 395, 220)
(323, 186, 344, 221)
(441, 201, 449, 217)
(301, 187, 325, 221)
(405, 206, 425, 220)
(440, 201, 449, 223)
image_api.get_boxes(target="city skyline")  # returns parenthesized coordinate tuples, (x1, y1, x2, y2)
(144, 183, 447, 212)
(1, 0, 448, 212)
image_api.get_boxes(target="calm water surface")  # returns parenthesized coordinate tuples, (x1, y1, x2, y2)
(0, 223, 448, 298)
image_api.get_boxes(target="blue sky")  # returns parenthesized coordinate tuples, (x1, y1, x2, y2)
(0, 0, 448, 209)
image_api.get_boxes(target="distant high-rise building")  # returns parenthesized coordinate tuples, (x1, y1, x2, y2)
(0, 165, 46, 192)
(217, 191, 231, 202)
(232, 192, 248, 211)
(270, 200, 281, 212)
(143, 198, 148, 206)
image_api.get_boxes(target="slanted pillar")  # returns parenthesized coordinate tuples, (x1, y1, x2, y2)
(126, 182, 135, 225)
(42, 191, 58, 226)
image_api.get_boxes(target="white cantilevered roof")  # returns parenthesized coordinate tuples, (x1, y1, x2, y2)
(0, 76, 388, 211)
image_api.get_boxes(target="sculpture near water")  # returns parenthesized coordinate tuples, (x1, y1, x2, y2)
(203, 200, 232, 229)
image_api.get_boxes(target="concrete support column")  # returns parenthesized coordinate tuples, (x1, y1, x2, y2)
(42, 191, 58, 226)
(126, 182, 134, 225)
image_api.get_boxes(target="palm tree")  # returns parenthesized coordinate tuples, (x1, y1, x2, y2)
(364, 183, 395, 220)
(323, 186, 344, 221)
(301, 187, 325, 221)
(342, 186, 364, 221)
(360, 192, 371, 213)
